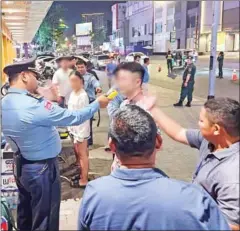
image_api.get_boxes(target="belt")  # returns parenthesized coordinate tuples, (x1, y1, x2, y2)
(21, 156, 56, 165)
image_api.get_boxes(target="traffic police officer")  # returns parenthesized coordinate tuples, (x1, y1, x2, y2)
(174, 56, 196, 107)
(1, 56, 109, 231)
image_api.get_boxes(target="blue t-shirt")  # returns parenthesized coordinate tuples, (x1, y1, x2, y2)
(106, 62, 117, 77)
(78, 168, 230, 230)
(143, 65, 150, 83)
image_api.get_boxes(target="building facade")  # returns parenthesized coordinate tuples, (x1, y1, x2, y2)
(126, 1, 153, 48)
(199, 1, 239, 52)
(174, 1, 200, 50)
(82, 13, 105, 31)
(153, 1, 176, 53)
(111, 3, 127, 54)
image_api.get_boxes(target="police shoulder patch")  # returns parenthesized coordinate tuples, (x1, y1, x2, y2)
(44, 101, 53, 110)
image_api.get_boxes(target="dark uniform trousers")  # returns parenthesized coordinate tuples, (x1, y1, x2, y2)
(218, 64, 223, 77)
(16, 157, 61, 231)
(167, 59, 173, 73)
(180, 81, 195, 103)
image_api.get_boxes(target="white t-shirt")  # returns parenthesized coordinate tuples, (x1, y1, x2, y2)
(52, 68, 72, 103)
(67, 89, 90, 142)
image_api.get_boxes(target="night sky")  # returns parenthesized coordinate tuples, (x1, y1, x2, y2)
(51, 1, 124, 36)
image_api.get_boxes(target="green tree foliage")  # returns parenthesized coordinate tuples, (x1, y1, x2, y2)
(34, 4, 68, 51)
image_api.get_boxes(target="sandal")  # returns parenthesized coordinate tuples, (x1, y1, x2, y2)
(71, 175, 80, 181)
(71, 175, 91, 182)
(70, 179, 87, 189)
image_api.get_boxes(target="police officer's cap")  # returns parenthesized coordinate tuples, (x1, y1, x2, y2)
(3, 56, 40, 79)
(55, 56, 72, 63)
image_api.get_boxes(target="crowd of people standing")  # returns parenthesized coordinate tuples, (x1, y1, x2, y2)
(1, 51, 239, 231)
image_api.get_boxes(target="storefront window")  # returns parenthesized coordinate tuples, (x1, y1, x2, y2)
(155, 22, 162, 34)
(187, 15, 196, 28)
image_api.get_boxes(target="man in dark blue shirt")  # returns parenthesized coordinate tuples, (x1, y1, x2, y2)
(78, 105, 230, 230)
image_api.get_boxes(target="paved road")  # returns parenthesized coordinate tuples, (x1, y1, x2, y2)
(59, 64, 239, 229)
(147, 59, 239, 101)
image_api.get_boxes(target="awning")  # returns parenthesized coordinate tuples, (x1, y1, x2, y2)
(2, 1, 53, 43)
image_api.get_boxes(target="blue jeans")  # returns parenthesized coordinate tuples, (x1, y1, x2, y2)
(16, 157, 61, 231)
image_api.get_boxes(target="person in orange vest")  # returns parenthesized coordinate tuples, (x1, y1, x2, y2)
(217, 51, 224, 79)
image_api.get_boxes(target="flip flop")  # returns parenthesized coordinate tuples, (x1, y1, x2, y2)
(71, 175, 80, 181)
(70, 179, 87, 189)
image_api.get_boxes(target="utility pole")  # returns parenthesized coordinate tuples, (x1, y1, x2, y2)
(208, 1, 221, 99)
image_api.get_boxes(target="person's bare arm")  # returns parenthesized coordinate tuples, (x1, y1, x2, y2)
(151, 107, 189, 145)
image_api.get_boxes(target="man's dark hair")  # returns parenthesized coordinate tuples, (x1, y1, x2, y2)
(109, 105, 157, 157)
(113, 62, 145, 81)
(144, 57, 150, 64)
(134, 55, 141, 61)
(70, 70, 84, 84)
(8, 73, 20, 83)
(76, 59, 87, 66)
(204, 98, 240, 137)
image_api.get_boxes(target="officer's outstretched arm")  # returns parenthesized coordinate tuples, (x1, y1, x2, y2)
(32, 100, 100, 127)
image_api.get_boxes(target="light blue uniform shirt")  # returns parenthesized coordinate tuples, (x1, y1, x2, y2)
(83, 72, 100, 102)
(143, 64, 150, 83)
(107, 92, 124, 119)
(2, 88, 99, 161)
(78, 168, 230, 230)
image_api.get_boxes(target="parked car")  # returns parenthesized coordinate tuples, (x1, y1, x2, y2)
(172, 49, 194, 69)
(125, 52, 148, 65)
(91, 54, 110, 70)
(79, 52, 91, 60)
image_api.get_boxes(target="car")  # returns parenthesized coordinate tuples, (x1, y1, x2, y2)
(172, 49, 195, 69)
(91, 54, 110, 70)
(125, 52, 149, 65)
(79, 52, 91, 60)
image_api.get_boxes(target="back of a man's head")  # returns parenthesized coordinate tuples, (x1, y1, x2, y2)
(109, 105, 157, 158)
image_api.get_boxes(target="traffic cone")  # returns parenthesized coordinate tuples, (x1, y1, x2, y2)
(232, 69, 238, 81)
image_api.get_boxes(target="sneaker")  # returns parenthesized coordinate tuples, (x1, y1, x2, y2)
(185, 102, 191, 107)
(173, 101, 183, 107)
